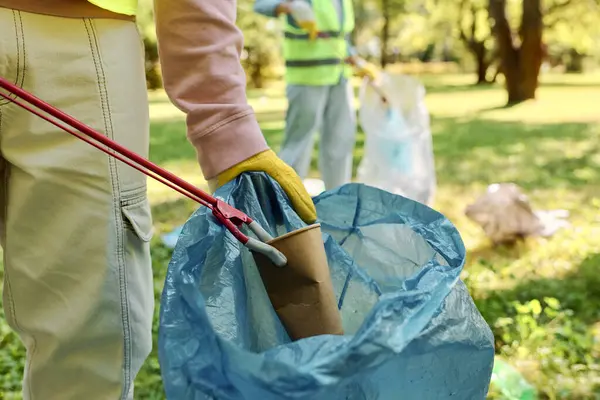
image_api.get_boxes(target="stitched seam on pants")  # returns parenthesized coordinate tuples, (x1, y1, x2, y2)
(0, 104, 35, 400)
(17, 12, 26, 91)
(90, 19, 133, 399)
(0, 136, 18, 333)
(12, 14, 37, 397)
(0, 109, 16, 328)
(121, 186, 147, 207)
(0, 11, 24, 106)
(84, 19, 132, 399)
(0, 109, 17, 331)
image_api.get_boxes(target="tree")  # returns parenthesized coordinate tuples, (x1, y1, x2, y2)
(381, 0, 391, 67)
(544, 0, 600, 73)
(457, 0, 497, 84)
(488, 0, 545, 104)
(397, 0, 497, 83)
(379, 0, 407, 67)
(488, 0, 600, 104)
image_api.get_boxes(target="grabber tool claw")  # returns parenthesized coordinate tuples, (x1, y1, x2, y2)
(0, 76, 287, 267)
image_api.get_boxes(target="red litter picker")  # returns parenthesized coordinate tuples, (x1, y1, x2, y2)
(0, 75, 345, 340)
(0, 76, 287, 267)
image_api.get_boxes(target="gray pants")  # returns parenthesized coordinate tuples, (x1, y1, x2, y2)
(279, 79, 357, 190)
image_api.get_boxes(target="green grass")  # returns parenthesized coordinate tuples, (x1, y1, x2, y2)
(2, 73, 600, 399)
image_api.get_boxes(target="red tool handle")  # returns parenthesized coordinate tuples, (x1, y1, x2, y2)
(0, 76, 252, 244)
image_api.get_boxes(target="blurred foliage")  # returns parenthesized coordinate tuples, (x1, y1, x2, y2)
(237, 0, 283, 88)
(449, 0, 498, 84)
(137, 0, 162, 90)
(544, 0, 600, 72)
(133, 0, 600, 89)
(544, 0, 600, 54)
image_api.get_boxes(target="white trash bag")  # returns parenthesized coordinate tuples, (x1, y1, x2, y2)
(357, 73, 436, 205)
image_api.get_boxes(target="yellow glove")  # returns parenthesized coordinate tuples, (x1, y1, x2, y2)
(288, 1, 318, 41)
(210, 150, 317, 224)
(298, 21, 318, 41)
(354, 58, 379, 81)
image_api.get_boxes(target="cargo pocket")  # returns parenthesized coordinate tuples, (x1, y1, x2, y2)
(122, 196, 154, 243)
(120, 194, 154, 380)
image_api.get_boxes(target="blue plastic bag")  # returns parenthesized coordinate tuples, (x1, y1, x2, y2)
(378, 108, 413, 174)
(159, 173, 494, 400)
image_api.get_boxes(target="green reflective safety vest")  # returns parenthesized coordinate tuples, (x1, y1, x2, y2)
(282, 0, 355, 86)
(88, 0, 137, 16)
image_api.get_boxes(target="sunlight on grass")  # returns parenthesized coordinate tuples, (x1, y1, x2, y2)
(148, 91, 183, 121)
(425, 75, 600, 123)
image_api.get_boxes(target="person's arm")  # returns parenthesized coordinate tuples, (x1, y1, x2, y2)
(153, 0, 268, 180)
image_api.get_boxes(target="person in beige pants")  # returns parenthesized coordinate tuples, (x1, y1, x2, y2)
(0, 1, 316, 399)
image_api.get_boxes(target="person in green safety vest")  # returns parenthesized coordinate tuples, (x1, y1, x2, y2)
(254, 0, 379, 190)
(0, 0, 316, 399)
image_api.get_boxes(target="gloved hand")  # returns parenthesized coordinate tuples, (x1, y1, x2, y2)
(353, 58, 379, 81)
(287, 0, 318, 40)
(210, 149, 317, 224)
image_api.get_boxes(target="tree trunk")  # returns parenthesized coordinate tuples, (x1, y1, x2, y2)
(516, 0, 543, 101)
(245, 47, 264, 89)
(476, 61, 489, 84)
(473, 46, 491, 84)
(249, 52, 264, 89)
(458, 2, 494, 86)
(380, 0, 390, 68)
(565, 48, 584, 73)
(491, 63, 502, 83)
(251, 63, 264, 89)
(143, 38, 162, 90)
(489, 0, 543, 105)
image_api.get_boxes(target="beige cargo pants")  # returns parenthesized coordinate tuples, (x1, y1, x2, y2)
(0, 8, 154, 400)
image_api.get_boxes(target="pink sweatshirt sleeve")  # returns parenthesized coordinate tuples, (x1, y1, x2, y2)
(154, 0, 269, 180)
